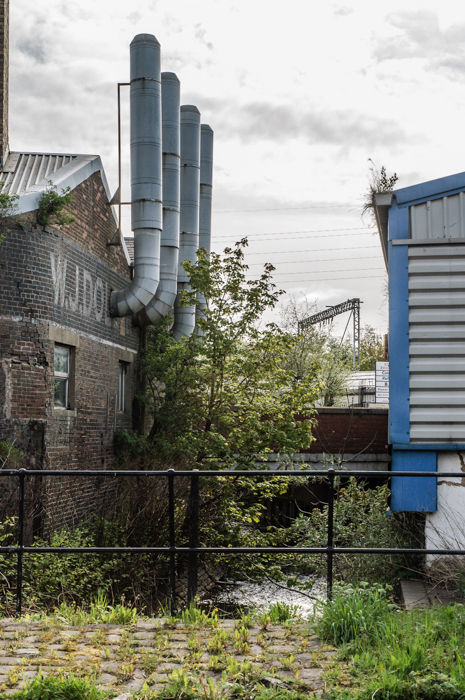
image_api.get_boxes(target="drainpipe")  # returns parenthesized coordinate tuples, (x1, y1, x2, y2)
(110, 34, 162, 317)
(172, 105, 201, 340)
(136, 72, 181, 327)
(196, 124, 214, 333)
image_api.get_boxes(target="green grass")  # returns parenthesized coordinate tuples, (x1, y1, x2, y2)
(6, 673, 105, 699)
(315, 584, 465, 699)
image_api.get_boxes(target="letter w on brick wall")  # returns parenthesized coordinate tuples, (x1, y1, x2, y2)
(50, 253, 67, 307)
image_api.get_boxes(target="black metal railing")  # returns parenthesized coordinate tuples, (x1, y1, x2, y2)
(1, 467, 465, 616)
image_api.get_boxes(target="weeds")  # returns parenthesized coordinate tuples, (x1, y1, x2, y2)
(318, 584, 465, 699)
(314, 582, 395, 646)
(181, 601, 219, 629)
(11, 672, 105, 699)
(268, 602, 299, 624)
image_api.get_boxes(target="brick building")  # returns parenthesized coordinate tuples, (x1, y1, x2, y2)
(0, 0, 142, 528)
(0, 156, 141, 526)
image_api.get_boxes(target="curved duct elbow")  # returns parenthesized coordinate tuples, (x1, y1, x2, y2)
(172, 105, 201, 340)
(136, 72, 181, 327)
(110, 34, 162, 317)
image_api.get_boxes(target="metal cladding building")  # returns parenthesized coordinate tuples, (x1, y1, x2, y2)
(375, 172, 465, 553)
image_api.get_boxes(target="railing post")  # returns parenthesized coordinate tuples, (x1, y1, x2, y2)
(187, 470, 199, 605)
(167, 469, 176, 613)
(16, 469, 26, 617)
(327, 468, 335, 601)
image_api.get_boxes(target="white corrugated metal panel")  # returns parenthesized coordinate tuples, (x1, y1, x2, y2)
(411, 425, 465, 441)
(408, 244, 465, 443)
(0, 152, 79, 195)
(411, 391, 465, 406)
(410, 374, 465, 389)
(410, 192, 465, 239)
(410, 342, 465, 356)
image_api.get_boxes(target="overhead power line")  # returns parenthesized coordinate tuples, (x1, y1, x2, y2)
(245, 274, 385, 284)
(213, 226, 370, 239)
(245, 266, 385, 278)
(246, 254, 381, 267)
(213, 204, 352, 213)
(243, 245, 379, 257)
(213, 231, 373, 244)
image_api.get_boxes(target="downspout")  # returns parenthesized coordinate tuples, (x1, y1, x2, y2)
(196, 124, 214, 333)
(110, 34, 162, 317)
(171, 105, 201, 340)
(136, 72, 181, 326)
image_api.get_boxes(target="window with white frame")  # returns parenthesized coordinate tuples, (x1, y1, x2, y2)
(54, 345, 70, 408)
(118, 362, 128, 412)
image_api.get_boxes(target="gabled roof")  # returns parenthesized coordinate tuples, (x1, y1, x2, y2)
(0, 151, 131, 266)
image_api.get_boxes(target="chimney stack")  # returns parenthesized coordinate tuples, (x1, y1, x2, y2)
(0, 0, 8, 167)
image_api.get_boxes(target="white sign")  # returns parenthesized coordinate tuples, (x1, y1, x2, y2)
(375, 361, 389, 403)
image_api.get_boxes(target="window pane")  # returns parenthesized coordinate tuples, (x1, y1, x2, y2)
(54, 346, 69, 374)
(54, 378, 68, 408)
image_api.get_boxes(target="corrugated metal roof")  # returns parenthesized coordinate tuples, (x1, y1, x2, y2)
(0, 152, 82, 195)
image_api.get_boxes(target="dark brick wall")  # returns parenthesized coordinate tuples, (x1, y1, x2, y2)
(0, 172, 141, 530)
(304, 407, 389, 455)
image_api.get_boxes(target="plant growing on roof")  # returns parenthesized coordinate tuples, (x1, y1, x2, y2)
(0, 183, 19, 243)
(362, 159, 398, 227)
(37, 180, 76, 228)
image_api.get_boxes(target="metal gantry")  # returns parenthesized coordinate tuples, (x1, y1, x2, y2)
(298, 298, 362, 370)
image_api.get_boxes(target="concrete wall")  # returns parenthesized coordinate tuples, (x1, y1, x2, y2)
(425, 451, 465, 558)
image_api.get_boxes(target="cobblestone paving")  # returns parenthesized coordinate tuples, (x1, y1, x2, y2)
(0, 617, 337, 697)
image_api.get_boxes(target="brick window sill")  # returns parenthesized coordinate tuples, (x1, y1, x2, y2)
(53, 409, 77, 417)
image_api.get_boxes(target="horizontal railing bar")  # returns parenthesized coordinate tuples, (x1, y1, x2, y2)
(0, 469, 463, 478)
(0, 547, 464, 555)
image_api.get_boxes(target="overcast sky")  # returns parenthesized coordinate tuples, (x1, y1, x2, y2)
(10, 0, 465, 335)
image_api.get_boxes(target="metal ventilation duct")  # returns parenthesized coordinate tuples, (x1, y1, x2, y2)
(196, 124, 214, 331)
(136, 72, 180, 327)
(172, 105, 201, 340)
(110, 34, 162, 317)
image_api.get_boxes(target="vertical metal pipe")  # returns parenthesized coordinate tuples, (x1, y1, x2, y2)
(136, 72, 181, 326)
(196, 124, 214, 334)
(110, 34, 162, 317)
(187, 470, 200, 604)
(16, 470, 25, 617)
(172, 105, 201, 339)
(167, 469, 177, 612)
(327, 468, 335, 601)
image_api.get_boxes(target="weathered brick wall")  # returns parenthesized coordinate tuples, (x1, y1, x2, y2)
(304, 407, 389, 455)
(0, 171, 142, 532)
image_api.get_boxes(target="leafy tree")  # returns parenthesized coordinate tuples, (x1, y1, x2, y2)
(359, 324, 385, 370)
(143, 239, 321, 468)
(279, 295, 352, 406)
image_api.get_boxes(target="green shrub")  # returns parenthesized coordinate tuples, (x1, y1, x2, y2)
(10, 673, 105, 699)
(37, 181, 76, 228)
(291, 477, 420, 586)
